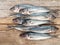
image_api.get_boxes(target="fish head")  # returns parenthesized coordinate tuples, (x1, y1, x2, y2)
(10, 5, 23, 13)
(23, 20, 34, 26)
(20, 32, 30, 39)
(13, 18, 18, 23)
(12, 18, 23, 24)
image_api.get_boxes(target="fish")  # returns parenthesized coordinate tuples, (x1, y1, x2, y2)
(10, 12, 56, 20)
(10, 4, 35, 13)
(26, 25, 58, 33)
(8, 25, 58, 33)
(22, 19, 53, 26)
(19, 6, 50, 14)
(12, 18, 53, 26)
(10, 4, 50, 13)
(7, 24, 36, 31)
(20, 32, 54, 40)
(25, 12, 56, 20)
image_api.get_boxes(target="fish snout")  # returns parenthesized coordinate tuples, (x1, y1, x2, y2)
(10, 7, 14, 11)
(20, 34, 26, 37)
(20, 32, 27, 38)
(13, 18, 18, 23)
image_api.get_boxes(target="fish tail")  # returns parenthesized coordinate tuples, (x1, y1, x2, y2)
(49, 20, 54, 24)
(54, 26, 59, 30)
(52, 15, 56, 19)
(7, 25, 12, 28)
(52, 34, 60, 39)
(7, 25, 14, 29)
(50, 9, 60, 18)
(52, 35, 58, 38)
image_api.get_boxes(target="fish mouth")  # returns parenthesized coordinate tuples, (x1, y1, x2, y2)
(20, 32, 27, 37)
(20, 32, 30, 38)
(20, 34, 26, 37)
(10, 7, 14, 11)
(13, 18, 18, 23)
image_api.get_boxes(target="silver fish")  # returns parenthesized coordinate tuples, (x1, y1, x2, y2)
(10, 13, 50, 20)
(8, 24, 36, 31)
(22, 20, 53, 26)
(10, 12, 56, 20)
(20, 6, 50, 14)
(8, 25, 58, 33)
(26, 25, 58, 33)
(10, 4, 34, 13)
(25, 12, 56, 20)
(12, 18, 53, 26)
(20, 32, 53, 40)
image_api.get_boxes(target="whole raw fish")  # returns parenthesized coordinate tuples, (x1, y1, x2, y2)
(10, 4, 35, 13)
(25, 12, 56, 20)
(20, 32, 54, 40)
(12, 18, 53, 26)
(10, 4, 50, 13)
(22, 19, 53, 26)
(26, 25, 58, 33)
(8, 24, 34, 31)
(19, 6, 50, 14)
(8, 25, 58, 33)
(10, 12, 56, 20)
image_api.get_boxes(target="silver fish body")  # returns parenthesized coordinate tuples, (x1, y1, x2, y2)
(25, 13, 56, 20)
(13, 18, 53, 26)
(11, 12, 56, 20)
(22, 20, 53, 26)
(20, 6, 50, 14)
(20, 32, 53, 40)
(10, 4, 35, 13)
(26, 25, 58, 33)
(8, 25, 58, 33)
(8, 25, 35, 31)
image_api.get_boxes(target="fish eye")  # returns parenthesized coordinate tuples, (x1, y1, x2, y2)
(13, 19, 17, 22)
